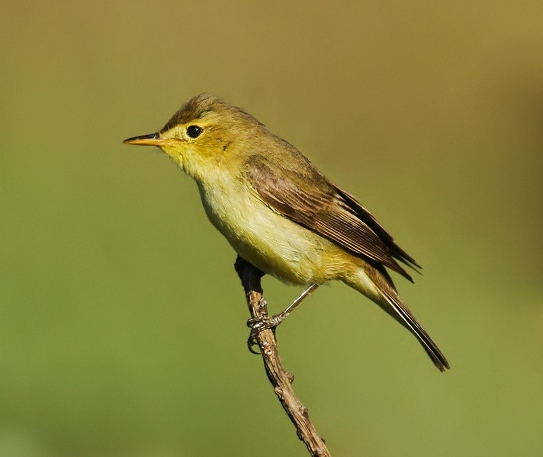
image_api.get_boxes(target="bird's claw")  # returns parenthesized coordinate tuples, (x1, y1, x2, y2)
(247, 333, 260, 354)
(247, 314, 283, 331)
(246, 314, 283, 354)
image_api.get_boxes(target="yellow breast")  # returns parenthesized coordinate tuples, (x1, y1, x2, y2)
(196, 168, 351, 285)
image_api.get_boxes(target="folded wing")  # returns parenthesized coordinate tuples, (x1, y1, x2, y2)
(243, 154, 420, 282)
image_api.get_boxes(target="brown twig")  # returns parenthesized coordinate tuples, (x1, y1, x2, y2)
(234, 256, 332, 457)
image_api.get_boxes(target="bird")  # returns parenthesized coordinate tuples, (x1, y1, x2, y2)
(123, 93, 449, 371)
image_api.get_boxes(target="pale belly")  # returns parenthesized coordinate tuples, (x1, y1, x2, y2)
(198, 178, 351, 285)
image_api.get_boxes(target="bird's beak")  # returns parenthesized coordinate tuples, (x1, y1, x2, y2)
(123, 132, 174, 147)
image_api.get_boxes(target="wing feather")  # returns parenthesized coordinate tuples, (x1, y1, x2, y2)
(243, 155, 419, 281)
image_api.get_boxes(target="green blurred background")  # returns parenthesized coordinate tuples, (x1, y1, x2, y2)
(1, 1, 543, 456)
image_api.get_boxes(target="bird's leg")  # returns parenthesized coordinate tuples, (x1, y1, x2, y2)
(247, 284, 319, 350)
(276, 283, 320, 323)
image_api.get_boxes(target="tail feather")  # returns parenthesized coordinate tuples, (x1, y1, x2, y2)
(379, 286, 450, 371)
(346, 266, 450, 371)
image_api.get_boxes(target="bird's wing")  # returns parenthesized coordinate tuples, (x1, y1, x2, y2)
(243, 154, 420, 282)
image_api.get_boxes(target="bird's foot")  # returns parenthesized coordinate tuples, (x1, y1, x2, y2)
(248, 314, 284, 332)
(246, 314, 283, 353)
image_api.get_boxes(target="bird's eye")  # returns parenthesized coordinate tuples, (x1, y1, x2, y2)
(186, 125, 202, 139)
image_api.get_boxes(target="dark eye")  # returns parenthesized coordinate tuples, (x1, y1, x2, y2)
(186, 125, 202, 138)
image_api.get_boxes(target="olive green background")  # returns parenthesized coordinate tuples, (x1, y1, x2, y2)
(1, 1, 542, 456)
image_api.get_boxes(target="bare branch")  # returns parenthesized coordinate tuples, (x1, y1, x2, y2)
(234, 256, 332, 457)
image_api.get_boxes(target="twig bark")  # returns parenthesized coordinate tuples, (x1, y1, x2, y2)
(234, 256, 332, 457)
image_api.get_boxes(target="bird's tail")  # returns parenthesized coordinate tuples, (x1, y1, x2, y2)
(344, 266, 450, 372)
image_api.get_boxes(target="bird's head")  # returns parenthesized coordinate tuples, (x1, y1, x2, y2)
(124, 93, 263, 180)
